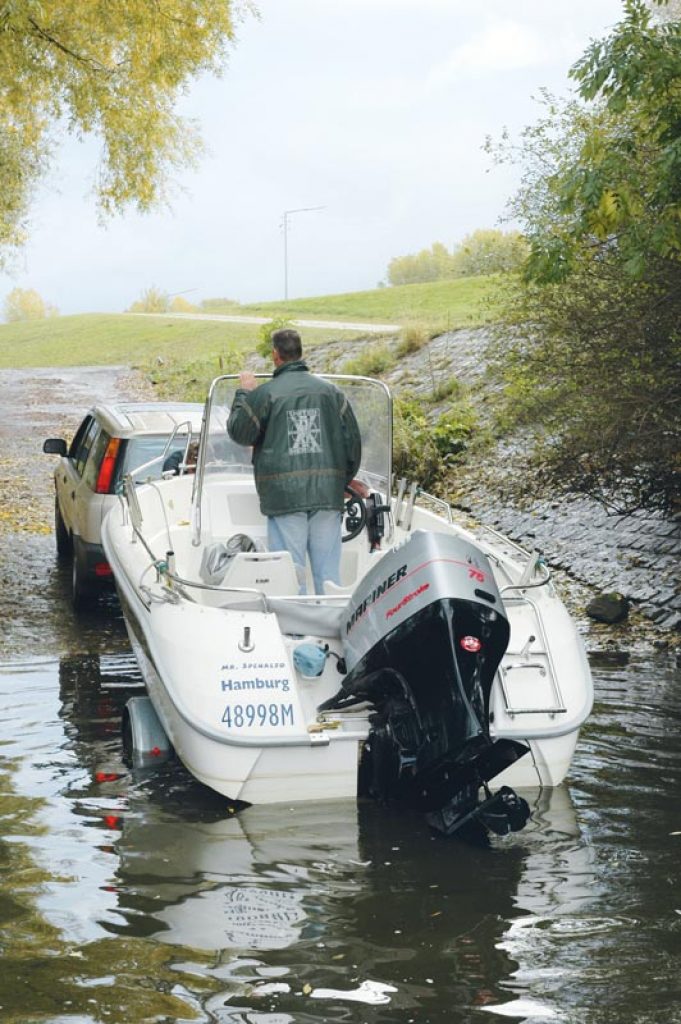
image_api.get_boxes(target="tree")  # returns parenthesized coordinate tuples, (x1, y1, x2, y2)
(387, 231, 527, 285)
(486, 2, 681, 513)
(532, 0, 681, 281)
(127, 287, 170, 314)
(450, 229, 528, 277)
(0, 1, 248, 265)
(387, 243, 453, 286)
(169, 295, 198, 313)
(4, 287, 58, 321)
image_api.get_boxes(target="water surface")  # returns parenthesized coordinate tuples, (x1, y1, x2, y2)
(1, 595, 679, 1024)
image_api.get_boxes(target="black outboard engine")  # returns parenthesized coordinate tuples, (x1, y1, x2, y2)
(319, 530, 530, 837)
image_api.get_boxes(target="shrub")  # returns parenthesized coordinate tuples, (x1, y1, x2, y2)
(393, 393, 478, 492)
(169, 295, 198, 313)
(392, 396, 442, 491)
(256, 317, 294, 358)
(396, 324, 429, 358)
(432, 406, 476, 458)
(127, 286, 169, 313)
(4, 287, 58, 321)
(429, 375, 462, 403)
(342, 344, 396, 377)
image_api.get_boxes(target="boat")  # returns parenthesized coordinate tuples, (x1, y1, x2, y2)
(101, 374, 593, 837)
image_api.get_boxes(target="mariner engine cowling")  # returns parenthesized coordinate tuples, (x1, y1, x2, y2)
(319, 530, 530, 837)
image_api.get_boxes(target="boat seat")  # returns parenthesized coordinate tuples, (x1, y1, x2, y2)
(219, 550, 300, 596)
(324, 580, 355, 596)
(267, 597, 346, 638)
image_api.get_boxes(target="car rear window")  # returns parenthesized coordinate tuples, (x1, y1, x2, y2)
(115, 434, 194, 485)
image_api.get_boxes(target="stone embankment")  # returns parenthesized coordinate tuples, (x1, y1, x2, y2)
(458, 491, 681, 634)
(306, 328, 680, 634)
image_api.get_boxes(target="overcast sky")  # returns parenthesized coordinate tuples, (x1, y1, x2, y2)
(1, 0, 625, 315)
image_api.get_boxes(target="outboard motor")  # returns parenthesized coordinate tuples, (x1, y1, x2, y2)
(319, 530, 530, 837)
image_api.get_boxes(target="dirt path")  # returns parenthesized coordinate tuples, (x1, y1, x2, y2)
(0, 365, 155, 656)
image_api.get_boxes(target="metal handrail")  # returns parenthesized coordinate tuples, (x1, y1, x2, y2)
(129, 419, 196, 481)
(497, 591, 566, 717)
(414, 487, 454, 524)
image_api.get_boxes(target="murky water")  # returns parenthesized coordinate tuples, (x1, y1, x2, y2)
(1, 574, 680, 1024)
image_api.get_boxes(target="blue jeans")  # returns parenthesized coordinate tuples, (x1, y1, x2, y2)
(267, 510, 342, 595)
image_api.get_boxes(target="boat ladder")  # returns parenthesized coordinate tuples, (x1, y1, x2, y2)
(497, 594, 567, 719)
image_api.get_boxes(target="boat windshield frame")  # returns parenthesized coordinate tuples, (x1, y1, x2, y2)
(191, 373, 393, 546)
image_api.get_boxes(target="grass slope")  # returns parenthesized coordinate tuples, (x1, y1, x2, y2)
(0, 277, 501, 401)
(0, 313, 340, 370)
(215, 275, 501, 328)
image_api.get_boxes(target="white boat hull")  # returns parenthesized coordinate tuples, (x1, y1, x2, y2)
(102, 373, 593, 834)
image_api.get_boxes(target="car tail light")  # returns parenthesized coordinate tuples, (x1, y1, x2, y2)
(94, 562, 112, 577)
(460, 635, 482, 653)
(95, 437, 121, 493)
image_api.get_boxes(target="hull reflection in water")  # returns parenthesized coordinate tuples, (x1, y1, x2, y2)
(109, 784, 588, 975)
(114, 800, 361, 951)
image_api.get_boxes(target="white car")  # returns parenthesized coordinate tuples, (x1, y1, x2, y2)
(43, 402, 204, 608)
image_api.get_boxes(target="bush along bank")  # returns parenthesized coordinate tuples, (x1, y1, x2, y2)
(308, 328, 681, 636)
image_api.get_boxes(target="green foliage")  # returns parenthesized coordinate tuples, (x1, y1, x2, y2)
(256, 317, 294, 358)
(485, 6, 681, 512)
(431, 406, 476, 457)
(3, 287, 58, 322)
(392, 393, 477, 492)
(127, 286, 170, 313)
(529, 0, 681, 281)
(428, 375, 462, 404)
(396, 324, 430, 357)
(0, 1, 246, 260)
(387, 232, 527, 286)
(450, 230, 529, 277)
(388, 243, 454, 286)
(169, 295, 199, 313)
(392, 397, 441, 489)
(492, 263, 681, 513)
(342, 344, 396, 377)
(145, 345, 243, 402)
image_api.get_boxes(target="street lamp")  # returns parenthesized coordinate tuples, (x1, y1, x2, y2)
(282, 206, 325, 300)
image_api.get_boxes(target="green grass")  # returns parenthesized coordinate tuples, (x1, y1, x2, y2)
(0, 276, 503, 401)
(223, 275, 501, 330)
(0, 313, 341, 370)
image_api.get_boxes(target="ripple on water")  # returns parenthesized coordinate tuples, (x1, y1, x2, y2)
(0, 649, 680, 1023)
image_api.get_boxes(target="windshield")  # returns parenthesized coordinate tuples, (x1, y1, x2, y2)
(192, 374, 392, 541)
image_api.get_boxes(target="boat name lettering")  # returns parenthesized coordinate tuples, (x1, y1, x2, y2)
(385, 582, 430, 619)
(345, 564, 407, 634)
(220, 661, 287, 671)
(221, 702, 295, 729)
(222, 676, 290, 693)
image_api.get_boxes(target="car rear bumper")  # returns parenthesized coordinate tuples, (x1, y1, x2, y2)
(79, 537, 114, 585)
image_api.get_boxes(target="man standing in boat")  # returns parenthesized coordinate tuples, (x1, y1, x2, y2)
(227, 328, 362, 594)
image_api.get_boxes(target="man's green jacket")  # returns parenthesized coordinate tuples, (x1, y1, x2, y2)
(227, 360, 362, 517)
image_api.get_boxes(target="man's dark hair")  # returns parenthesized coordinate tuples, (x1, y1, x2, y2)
(271, 328, 302, 362)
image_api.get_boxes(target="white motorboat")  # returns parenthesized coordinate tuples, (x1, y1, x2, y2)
(102, 374, 593, 837)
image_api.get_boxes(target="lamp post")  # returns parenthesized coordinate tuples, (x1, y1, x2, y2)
(282, 206, 325, 300)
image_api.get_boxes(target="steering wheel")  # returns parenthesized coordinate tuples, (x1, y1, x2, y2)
(342, 486, 367, 543)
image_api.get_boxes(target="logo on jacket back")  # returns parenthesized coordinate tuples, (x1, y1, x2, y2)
(287, 408, 322, 454)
